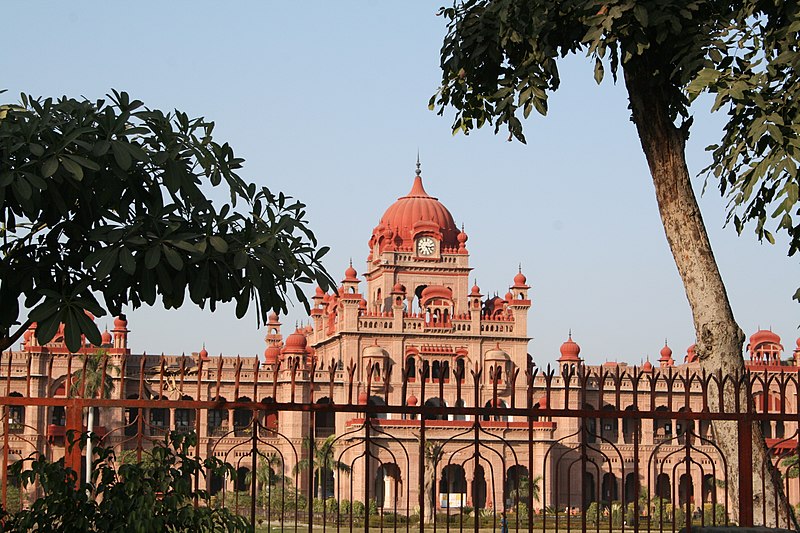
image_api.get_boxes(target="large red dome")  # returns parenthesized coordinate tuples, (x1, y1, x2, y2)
(371, 174, 459, 252)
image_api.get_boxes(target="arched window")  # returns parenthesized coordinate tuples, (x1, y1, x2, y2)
(174, 395, 195, 432)
(8, 392, 24, 431)
(208, 396, 228, 436)
(406, 357, 416, 379)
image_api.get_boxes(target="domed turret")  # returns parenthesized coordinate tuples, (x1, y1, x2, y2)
(199, 346, 209, 360)
(558, 334, 581, 362)
(282, 328, 308, 354)
(343, 263, 358, 282)
(264, 344, 282, 365)
(407, 395, 418, 406)
(659, 341, 674, 367)
(686, 344, 698, 363)
(101, 329, 112, 346)
(513, 270, 528, 288)
(642, 359, 653, 372)
(113, 315, 128, 330)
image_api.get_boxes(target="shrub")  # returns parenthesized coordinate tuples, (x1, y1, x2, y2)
(610, 500, 623, 527)
(340, 498, 351, 515)
(0, 432, 249, 532)
(352, 500, 365, 518)
(325, 497, 338, 516)
(368, 498, 378, 516)
(586, 502, 601, 525)
(703, 503, 727, 525)
(626, 501, 636, 525)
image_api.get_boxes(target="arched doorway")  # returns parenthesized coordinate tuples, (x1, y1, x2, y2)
(678, 473, 693, 506)
(583, 471, 595, 508)
(440, 464, 467, 508)
(505, 465, 529, 506)
(375, 463, 401, 509)
(601, 472, 618, 503)
(472, 465, 487, 509)
(655, 473, 671, 501)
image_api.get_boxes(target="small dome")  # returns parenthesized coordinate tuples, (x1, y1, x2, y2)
(513, 270, 527, 287)
(457, 229, 468, 244)
(282, 328, 308, 354)
(363, 342, 388, 358)
(486, 344, 509, 360)
(470, 283, 481, 296)
(315, 286, 325, 297)
(264, 344, 281, 364)
(749, 329, 782, 350)
(359, 298, 367, 310)
(642, 360, 653, 372)
(23, 327, 34, 343)
(504, 291, 513, 302)
(392, 283, 405, 293)
(343, 264, 358, 282)
(407, 395, 418, 406)
(113, 315, 128, 329)
(686, 344, 698, 363)
(199, 346, 209, 360)
(101, 329, 112, 345)
(659, 343, 673, 361)
(559, 335, 581, 361)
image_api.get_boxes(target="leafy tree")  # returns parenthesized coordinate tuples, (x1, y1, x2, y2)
(508, 473, 542, 506)
(0, 432, 249, 532)
(292, 435, 351, 500)
(69, 349, 119, 485)
(0, 90, 332, 353)
(244, 452, 283, 514)
(431, 0, 797, 524)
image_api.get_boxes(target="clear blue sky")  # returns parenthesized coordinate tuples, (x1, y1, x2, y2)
(3, 2, 797, 367)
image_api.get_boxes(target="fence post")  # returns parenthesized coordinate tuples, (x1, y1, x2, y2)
(737, 419, 753, 527)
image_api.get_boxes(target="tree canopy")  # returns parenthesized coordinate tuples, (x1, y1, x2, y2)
(0, 90, 332, 352)
(431, 0, 799, 299)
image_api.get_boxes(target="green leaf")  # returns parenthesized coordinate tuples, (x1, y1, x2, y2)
(163, 246, 183, 270)
(119, 247, 136, 275)
(144, 246, 161, 269)
(208, 236, 229, 253)
(60, 156, 83, 180)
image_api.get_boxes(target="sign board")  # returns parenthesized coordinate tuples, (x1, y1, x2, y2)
(439, 493, 466, 508)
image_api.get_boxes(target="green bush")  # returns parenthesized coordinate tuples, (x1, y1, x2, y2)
(610, 500, 623, 527)
(0, 432, 249, 532)
(340, 498, 351, 515)
(352, 499, 365, 518)
(703, 503, 726, 525)
(586, 501, 601, 525)
(651, 497, 673, 524)
(1, 484, 24, 514)
(674, 506, 686, 527)
(368, 498, 378, 516)
(325, 497, 338, 516)
(626, 501, 636, 525)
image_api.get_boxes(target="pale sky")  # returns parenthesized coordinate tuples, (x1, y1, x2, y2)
(3, 2, 797, 367)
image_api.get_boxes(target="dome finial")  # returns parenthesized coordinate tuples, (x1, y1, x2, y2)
(568, 328, 572, 340)
(415, 151, 421, 177)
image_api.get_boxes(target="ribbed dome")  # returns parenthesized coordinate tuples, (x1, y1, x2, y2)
(642, 359, 653, 372)
(659, 343, 673, 360)
(113, 315, 128, 329)
(373, 176, 459, 251)
(282, 328, 307, 354)
(750, 329, 781, 346)
(264, 344, 281, 364)
(101, 329, 112, 345)
(559, 335, 581, 361)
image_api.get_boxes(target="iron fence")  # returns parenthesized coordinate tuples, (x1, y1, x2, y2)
(1, 351, 799, 531)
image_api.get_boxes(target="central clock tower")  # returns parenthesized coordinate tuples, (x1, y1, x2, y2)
(364, 162, 471, 315)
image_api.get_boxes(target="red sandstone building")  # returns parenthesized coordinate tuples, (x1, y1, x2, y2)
(2, 164, 799, 514)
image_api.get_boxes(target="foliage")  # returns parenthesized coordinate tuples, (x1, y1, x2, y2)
(339, 498, 351, 515)
(292, 435, 350, 499)
(2, 483, 25, 514)
(610, 500, 623, 527)
(432, 0, 800, 302)
(650, 496, 673, 524)
(703, 502, 727, 525)
(508, 473, 542, 505)
(0, 91, 332, 352)
(69, 350, 119, 399)
(782, 453, 799, 478)
(586, 501, 601, 525)
(351, 499, 365, 518)
(0, 431, 249, 532)
(626, 501, 636, 525)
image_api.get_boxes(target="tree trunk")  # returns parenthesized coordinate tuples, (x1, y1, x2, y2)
(623, 54, 792, 527)
(423, 463, 435, 522)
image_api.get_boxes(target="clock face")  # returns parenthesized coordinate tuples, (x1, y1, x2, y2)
(417, 237, 436, 256)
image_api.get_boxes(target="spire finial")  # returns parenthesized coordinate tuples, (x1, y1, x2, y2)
(568, 328, 572, 340)
(518, 263, 522, 273)
(349, 258, 353, 267)
(664, 338, 668, 346)
(415, 152, 421, 177)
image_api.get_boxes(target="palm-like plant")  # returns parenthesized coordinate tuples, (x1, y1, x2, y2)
(509, 474, 543, 506)
(292, 435, 350, 499)
(69, 350, 119, 485)
(245, 453, 284, 513)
